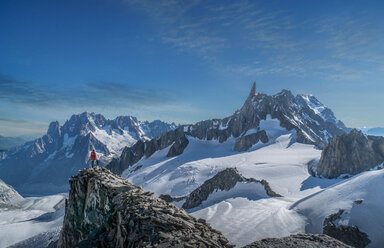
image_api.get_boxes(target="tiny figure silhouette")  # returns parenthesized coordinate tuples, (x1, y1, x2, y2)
(89, 149, 99, 168)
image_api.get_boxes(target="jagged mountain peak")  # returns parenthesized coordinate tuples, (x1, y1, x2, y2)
(47, 120, 61, 138)
(246, 82, 257, 102)
(108, 85, 348, 177)
(62, 112, 106, 136)
(0, 112, 176, 195)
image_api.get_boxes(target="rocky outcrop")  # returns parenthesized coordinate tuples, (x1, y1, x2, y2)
(315, 129, 384, 178)
(242, 233, 352, 248)
(323, 209, 371, 248)
(159, 194, 186, 203)
(167, 135, 189, 157)
(182, 168, 281, 210)
(106, 127, 188, 174)
(234, 130, 269, 152)
(58, 167, 233, 248)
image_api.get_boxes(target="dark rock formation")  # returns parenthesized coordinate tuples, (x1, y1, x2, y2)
(254, 179, 282, 198)
(106, 140, 146, 175)
(106, 127, 188, 174)
(354, 199, 363, 205)
(234, 130, 269, 152)
(58, 167, 233, 248)
(182, 168, 281, 210)
(315, 129, 384, 178)
(159, 194, 186, 203)
(323, 209, 371, 248)
(242, 233, 352, 248)
(167, 135, 189, 157)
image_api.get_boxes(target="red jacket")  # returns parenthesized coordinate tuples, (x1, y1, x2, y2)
(90, 151, 97, 160)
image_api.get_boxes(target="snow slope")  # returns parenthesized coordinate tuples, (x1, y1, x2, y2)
(291, 168, 384, 247)
(123, 117, 344, 246)
(0, 194, 66, 248)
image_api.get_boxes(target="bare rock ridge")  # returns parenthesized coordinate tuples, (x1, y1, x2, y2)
(57, 167, 233, 248)
(323, 209, 371, 248)
(106, 128, 188, 175)
(182, 168, 282, 210)
(242, 233, 353, 248)
(314, 129, 384, 178)
(107, 85, 347, 175)
(233, 130, 268, 152)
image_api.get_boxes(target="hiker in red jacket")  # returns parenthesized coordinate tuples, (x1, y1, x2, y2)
(90, 149, 99, 168)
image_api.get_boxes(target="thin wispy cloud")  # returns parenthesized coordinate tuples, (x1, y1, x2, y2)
(123, 1, 384, 83)
(0, 75, 176, 108)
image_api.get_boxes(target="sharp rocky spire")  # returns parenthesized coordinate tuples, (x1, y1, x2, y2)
(246, 82, 257, 102)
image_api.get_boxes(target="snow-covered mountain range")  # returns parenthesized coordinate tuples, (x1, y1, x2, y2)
(0, 112, 176, 195)
(106, 83, 348, 175)
(2, 84, 384, 247)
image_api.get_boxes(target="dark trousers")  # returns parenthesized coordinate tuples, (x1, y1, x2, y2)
(91, 160, 99, 168)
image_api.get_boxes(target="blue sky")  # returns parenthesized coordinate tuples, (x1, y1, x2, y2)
(1, 0, 384, 137)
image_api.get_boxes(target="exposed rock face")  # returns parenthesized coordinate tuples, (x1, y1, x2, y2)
(167, 135, 189, 157)
(159, 194, 186, 203)
(242, 233, 352, 248)
(315, 129, 384, 178)
(182, 168, 281, 210)
(323, 209, 371, 248)
(106, 127, 188, 175)
(234, 130, 269, 152)
(108, 84, 347, 176)
(58, 167, 233, 248)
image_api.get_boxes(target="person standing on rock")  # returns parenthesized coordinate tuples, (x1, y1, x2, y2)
(89, 149, 99, 168)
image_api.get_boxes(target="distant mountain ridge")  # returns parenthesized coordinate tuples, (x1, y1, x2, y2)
(107, 83, 348, 175)
(0, 135, 28, 150)
(0, 112, 176, 195)
(359, 127, 384, 137)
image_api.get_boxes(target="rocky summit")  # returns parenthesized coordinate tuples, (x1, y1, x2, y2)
(242, 234, 352, 248)
(57, 167, 233, 248)
(315, 129, 384, 178)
